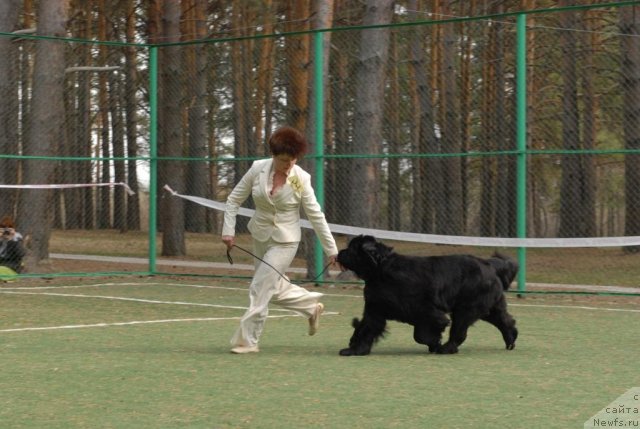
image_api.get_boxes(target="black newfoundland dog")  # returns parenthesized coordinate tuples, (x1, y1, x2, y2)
(336, 235, 518, 356)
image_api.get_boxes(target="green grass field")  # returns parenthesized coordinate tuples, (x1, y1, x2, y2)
(1, 277, 638, 428)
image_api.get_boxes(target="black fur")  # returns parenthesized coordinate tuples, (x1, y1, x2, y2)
(336, 235, 518, 356)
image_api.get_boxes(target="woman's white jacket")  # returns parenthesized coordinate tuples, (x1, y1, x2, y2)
(222, 158, 338, 256)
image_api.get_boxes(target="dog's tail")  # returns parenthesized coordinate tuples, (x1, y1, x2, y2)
(488, 252, 518, 291)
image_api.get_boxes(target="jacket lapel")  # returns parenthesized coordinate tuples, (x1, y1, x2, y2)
(259, 158, 275, 204)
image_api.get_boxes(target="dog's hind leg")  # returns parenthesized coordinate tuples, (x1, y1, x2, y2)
(413, 313, 449, 353)
(438, 309, 480, 354)
(482, 295, 518, 350)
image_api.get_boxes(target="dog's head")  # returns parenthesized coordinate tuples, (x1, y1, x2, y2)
(337, 235, 393, 280)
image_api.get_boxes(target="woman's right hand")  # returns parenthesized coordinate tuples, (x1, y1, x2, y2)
(222, 235, 235, 250)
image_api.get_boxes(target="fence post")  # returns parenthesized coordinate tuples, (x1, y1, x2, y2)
(313, 31, 325, 280)
(516, 13, 527, 295)
(148, 46, 158, 274)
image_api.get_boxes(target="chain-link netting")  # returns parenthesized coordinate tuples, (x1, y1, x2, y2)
(0, 4, 639, 290)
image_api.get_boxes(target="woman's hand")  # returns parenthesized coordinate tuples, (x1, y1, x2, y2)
(328, 254, 345, 271)
(222, 235, 235, 250)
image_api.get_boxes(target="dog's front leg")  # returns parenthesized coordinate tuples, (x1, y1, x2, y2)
(339, 311, 386, 356)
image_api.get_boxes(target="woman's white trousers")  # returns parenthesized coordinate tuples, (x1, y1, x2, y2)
(230, 238, 323, 347)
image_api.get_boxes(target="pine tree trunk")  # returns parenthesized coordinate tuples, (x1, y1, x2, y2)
(185, 0, 210, 233)
(97, 0, 111, 229)
(438, 0, 463, 235)
(409, 0, 439, 233)
(0, 0, 21, 217)
(159, 0, 186, 256)
(125, 0, 140, 230)
(18, 0, 70, 268)
(285, 0, 310, 131)
(349, 0, 394, 229)
(621, 5, 640, 250)
(558, 4, 582, 238)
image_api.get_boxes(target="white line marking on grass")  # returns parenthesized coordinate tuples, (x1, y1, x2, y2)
(509, 303, 640, 313)
(5, 281, 639, 296)
(0, 314, 297, 333)
(1, 282, 253, 292)
(143, 283, 251, 292)
(528, 282, 640, 294)
(5, 281, 637, 314)
(310, 291, 640, 314)
(0, 312, 340, 333)
(0, 283, 162, 290)
(0, 290, 294, 313)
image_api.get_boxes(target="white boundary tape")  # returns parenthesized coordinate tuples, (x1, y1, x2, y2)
(163, 185, 640, 248)
(0, 182, 135, 195)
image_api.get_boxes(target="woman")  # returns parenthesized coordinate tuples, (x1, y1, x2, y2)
(222, 126, 338, 354)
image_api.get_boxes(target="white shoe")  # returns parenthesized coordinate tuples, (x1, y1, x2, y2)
(230, 345, 259, 354)
(308, 303, 324, 336)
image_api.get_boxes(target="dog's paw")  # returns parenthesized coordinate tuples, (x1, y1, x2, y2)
(339, 347, 355, 356)
(435, 342, 459, 354)
(339, 347, 371, 356)
(505, 327, 518, 350)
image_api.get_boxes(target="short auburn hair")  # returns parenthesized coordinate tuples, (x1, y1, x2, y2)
(0, 216, 15, 228)
(268, 126, 308, 159)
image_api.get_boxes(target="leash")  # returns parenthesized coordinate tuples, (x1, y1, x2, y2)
(226, 244, 333, 284)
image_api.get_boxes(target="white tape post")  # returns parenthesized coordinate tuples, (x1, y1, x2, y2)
(163, 185, 640, 248)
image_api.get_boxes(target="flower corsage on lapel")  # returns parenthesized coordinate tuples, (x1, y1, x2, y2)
(287, 174, 304, 196)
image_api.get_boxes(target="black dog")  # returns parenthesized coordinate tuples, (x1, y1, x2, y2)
(336, 235, 518, 356)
